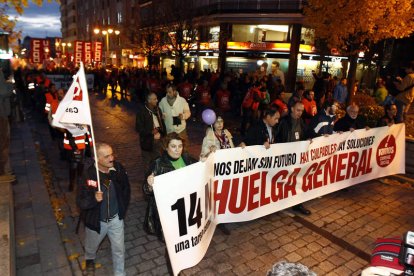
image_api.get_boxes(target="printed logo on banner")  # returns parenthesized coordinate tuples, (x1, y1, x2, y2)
(376, 135, 397, 167)
(72, 77, 83, 101)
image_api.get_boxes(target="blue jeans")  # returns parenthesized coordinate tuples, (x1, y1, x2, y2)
(85, 215, 125, 276)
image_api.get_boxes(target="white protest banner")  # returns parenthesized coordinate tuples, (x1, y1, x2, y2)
(153, 156, 217, 276)
(153, 124, 405, 274)
(212, 124, 404, 223)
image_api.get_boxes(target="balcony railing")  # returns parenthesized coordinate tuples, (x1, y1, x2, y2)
(195, 0, 306, 15)
(139, 0, 307, 26)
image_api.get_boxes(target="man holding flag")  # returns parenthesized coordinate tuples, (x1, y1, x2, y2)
(52, 63, 131, 275)
(78, 142, 130, 276)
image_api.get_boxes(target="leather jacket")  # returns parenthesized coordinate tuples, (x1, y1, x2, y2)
(77, 161, 131, 233)
(142, 152, 196, 240)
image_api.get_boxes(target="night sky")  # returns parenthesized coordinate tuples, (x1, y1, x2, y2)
(9, 1, 61, 39)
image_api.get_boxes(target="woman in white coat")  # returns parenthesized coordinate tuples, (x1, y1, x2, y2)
(200, 116, 235, 161)
(199, 116, 234, 235)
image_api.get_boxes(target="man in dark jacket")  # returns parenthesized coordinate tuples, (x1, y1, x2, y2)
(241, 108, 280, 148)
(77, 143, 130, 276)
(136, 92, 166, 168)
(276, 101, 311, 215)
(307, 99, 337, 138)
(334, 104, 367, 132)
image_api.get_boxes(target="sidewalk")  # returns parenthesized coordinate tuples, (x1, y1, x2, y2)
(6, 92, 414, 276)
(10, 119, 72, 275)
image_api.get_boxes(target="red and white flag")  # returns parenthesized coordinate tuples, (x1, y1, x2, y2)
(52, 63, 92, 134)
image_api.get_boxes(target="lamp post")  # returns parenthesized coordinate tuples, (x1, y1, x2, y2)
(94, 27, 120, 66)
(56, 42, 71, 65)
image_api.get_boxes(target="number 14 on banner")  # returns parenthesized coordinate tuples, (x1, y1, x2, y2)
(171, 182, 213, 237)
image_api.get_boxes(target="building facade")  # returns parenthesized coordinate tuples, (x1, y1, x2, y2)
(60, 0, 77, 43)
(61, 0, 141, 66)
(137, 0, 328, 89)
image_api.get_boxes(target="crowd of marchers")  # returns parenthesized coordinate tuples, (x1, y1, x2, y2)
(2, 59, 413, 276)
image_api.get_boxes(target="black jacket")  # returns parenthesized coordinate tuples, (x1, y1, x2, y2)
(243, 119, 276, 146)
(334, 114, 367, 132)
(77, 161, 131, 233)
(307, 110, 335, 138)
(276, 115, 307, 143)
(143, 152, 197, 239)
(135, 104, 166, 151)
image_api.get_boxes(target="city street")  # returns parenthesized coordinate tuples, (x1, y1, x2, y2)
(12, 91, 414, 276)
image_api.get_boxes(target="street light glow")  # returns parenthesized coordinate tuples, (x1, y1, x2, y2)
(67, 42, 72, 47)
(93, 26, 121, 66)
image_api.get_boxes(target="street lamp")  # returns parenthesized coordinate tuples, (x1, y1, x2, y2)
(94, 27, 120, 65)
(61, 42, 72, 55)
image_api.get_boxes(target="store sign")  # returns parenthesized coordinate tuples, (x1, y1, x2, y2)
(122, 48, 133, 57)
(227, 41, 314, 53)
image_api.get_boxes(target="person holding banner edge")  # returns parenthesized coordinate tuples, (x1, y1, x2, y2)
(144, 132, 197, 274)
(200, 115, 234, 235)
(77, 143, 131, 276)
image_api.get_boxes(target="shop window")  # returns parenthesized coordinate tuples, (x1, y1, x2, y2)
(301, 27, 315, 45)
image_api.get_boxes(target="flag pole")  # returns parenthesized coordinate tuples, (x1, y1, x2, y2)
(89, 120, 101, 192)
(80, 62, 101, 192)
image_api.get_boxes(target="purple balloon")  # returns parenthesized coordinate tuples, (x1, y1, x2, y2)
(202, 109, 216, 125)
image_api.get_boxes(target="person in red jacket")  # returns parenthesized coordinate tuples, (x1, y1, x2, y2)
(301, 90, 318, 124)
(44, 83, 57, 114)
(271, 91, 288, 118)
(177, 78, 193, 101)
(216, 81, 231, 112)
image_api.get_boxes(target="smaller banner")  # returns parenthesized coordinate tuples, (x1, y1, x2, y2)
(52, 62, 92, 130)
(74, 41, 84, 64)
(46, 74, 94, 90)
(93, 42, 103, 63)
(30, 38, 59, 63)
(30, 39, 43, 63)
(83, 42, 92, 64)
